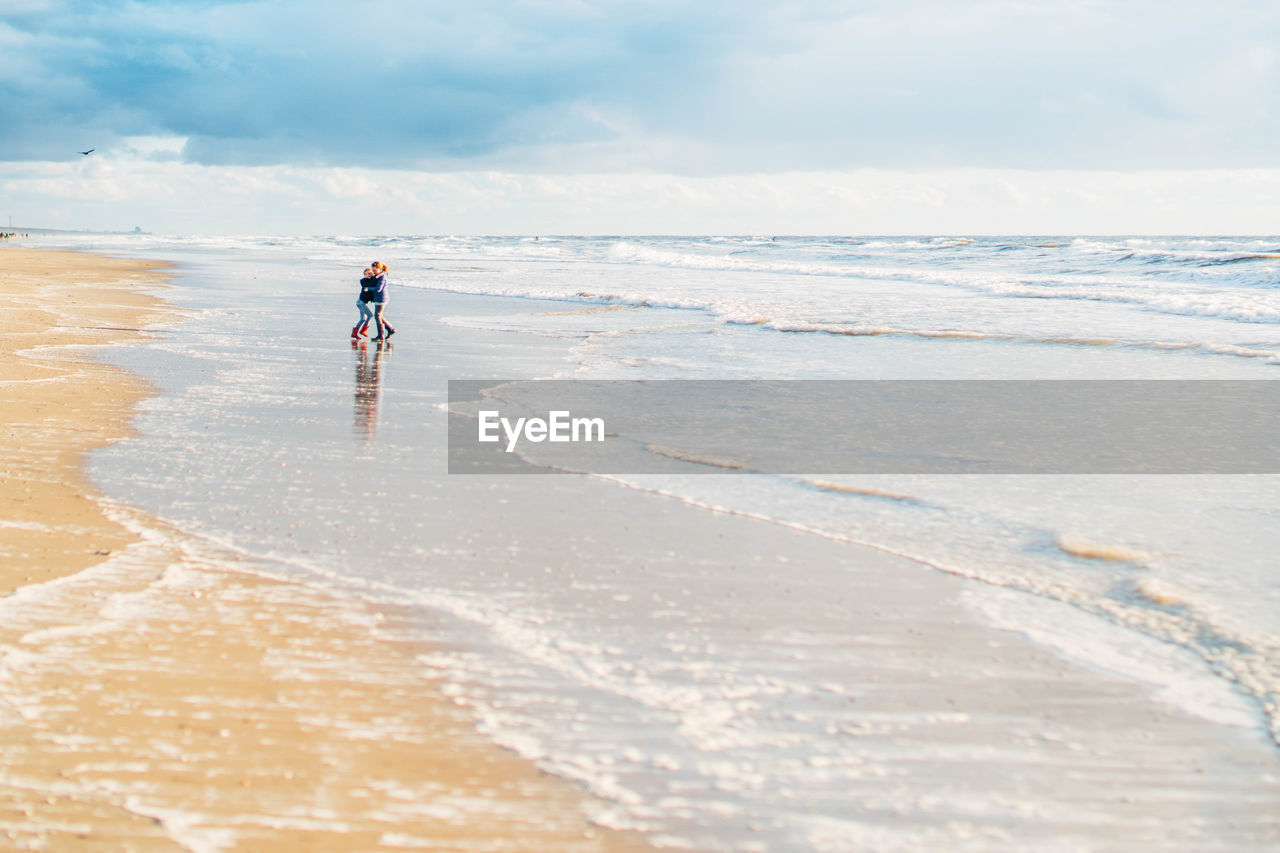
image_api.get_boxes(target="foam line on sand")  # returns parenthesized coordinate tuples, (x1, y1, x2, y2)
(0, 248, 642, 852)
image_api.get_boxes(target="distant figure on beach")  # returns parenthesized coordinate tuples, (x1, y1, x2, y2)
(352, 261, 397, 342)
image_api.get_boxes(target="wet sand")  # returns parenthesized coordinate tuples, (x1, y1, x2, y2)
(0, 248, 641, 851)
(5, 246, 1279, 850)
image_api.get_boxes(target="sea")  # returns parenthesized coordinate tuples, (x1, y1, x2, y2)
(29, 233, 1280, 850)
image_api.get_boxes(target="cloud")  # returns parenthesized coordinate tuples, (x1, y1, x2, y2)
(2, 1, 1279, 173)
(6, 153, 1280, 236)
(0, 1, 740, 168)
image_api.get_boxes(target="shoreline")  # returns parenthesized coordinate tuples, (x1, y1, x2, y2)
(5, 242, 1278, 849)
(0, 248, 644, 851)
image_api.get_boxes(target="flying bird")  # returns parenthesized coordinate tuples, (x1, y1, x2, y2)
(79, 149, 94, 156)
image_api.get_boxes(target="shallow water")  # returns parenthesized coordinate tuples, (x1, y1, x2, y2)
(33, 234, 1280, 849)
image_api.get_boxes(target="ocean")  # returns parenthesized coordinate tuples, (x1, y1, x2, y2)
(33, 233, 1280, 849)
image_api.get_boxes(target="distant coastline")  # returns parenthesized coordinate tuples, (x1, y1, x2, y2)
(3, 225, 150, 236)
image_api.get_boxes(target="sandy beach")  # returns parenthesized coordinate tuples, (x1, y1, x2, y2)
(0, 248, 641, 851)
(3, 239, 1279, 851)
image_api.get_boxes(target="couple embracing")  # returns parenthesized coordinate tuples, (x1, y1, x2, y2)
(352, 260, 398, 341)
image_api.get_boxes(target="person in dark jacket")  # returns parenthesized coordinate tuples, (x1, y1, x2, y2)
(352, 266, 379, 339)
(367, 261, 396, 341)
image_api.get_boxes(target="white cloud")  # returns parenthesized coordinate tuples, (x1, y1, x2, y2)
(4, 2, 1279, 235)
(321, 169, 383, 200)
(6, 1, 1280, 172)
(4, 157, 1280, 235)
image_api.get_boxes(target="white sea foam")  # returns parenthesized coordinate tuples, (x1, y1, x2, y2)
(963, 586, 1260, 728)
(30, 232, 1280, 851)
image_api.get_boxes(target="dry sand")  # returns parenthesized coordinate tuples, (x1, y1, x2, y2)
(0, 248, 642, 851)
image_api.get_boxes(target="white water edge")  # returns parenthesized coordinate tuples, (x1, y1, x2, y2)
(21, 232, 1280, 851)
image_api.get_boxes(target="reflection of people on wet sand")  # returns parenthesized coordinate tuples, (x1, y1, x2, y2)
(352, 338, 390, 440)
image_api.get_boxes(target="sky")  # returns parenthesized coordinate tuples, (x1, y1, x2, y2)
(2, 0, 1279, 234)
